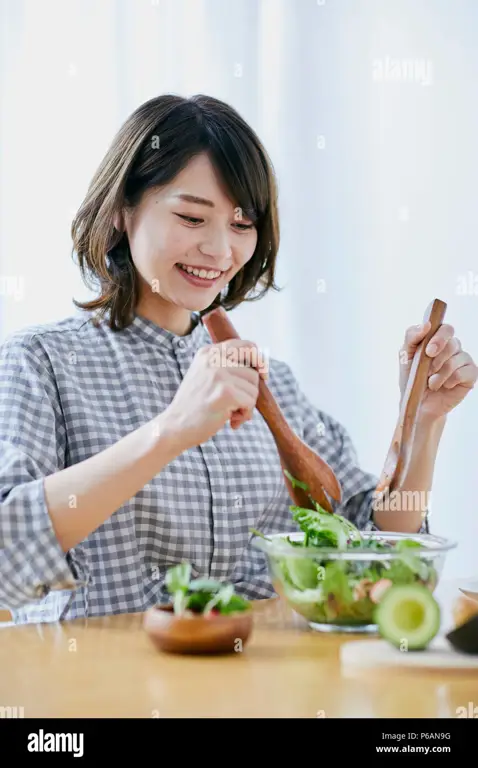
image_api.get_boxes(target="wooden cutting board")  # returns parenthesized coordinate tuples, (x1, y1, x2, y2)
(460, 588, 478, 603)
(340, 637, 478, 670)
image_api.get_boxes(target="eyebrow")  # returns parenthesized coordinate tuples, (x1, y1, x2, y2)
(173, 193, 215, 207)
(172, 192, 259, 222)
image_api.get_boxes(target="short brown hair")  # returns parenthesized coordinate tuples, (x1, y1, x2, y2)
(71, 94, 281, 331)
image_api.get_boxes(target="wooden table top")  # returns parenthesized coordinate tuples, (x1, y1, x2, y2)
(1, 586, 477, 718)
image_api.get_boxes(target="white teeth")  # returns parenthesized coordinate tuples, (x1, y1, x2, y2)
(178, 264, 221, 279)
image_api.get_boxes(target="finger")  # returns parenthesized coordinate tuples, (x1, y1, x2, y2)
(400, 322, 433, 366)
(219, 340, 269, 380)
(442, 362, 478, 390)
(429, 337, 462, 374)
(403, 320, 431, 352)
(228, 364, 261, 387)
(428, 351, 472, 390)
(232, 378, 260, 406)
(425, 323, 455, 358)
(208, 350, 261, 386)
(234, 354, 268, 380)
(230, 407, 252, 429)
(229, 409, 244, 428)
(230, 415, 244, 430)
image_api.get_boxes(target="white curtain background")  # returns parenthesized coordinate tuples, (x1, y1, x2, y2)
(0, 0, 477, 582)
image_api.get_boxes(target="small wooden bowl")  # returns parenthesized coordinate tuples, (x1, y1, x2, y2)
(143, 604, 254, 655)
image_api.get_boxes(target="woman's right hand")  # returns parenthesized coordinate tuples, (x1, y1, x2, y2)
(165, 339, 269, 450)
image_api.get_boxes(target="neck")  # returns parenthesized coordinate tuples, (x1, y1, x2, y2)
(134, 291, 195, 337)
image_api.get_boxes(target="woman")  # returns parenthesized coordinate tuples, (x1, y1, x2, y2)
(0, 94, 476, 624)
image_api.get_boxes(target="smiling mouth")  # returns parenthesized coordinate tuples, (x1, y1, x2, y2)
(175, 263, 226, 286)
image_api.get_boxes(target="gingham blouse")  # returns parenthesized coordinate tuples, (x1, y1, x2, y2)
(0, 309, 426, 624)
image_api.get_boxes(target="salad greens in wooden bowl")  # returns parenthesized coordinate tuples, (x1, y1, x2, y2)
(143, 563, 253, 654)
(164, 562, 251, 616)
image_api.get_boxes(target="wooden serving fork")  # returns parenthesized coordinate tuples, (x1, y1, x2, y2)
(202, 306, 342, 513)
(375, 298, 447, 495)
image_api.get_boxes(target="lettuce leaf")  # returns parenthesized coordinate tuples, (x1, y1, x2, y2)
(290, 505, 360, 550)
(320, 560, 354, 604)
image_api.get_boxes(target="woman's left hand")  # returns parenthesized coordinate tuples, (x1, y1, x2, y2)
(399, 320, 478, 422)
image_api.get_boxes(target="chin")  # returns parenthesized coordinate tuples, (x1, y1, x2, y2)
(170, 293, 220, 313)
(186, 297, 220, 313)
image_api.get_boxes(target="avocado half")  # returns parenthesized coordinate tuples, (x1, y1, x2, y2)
(374, 584, 441, 650)
(446, 614, 478, 654)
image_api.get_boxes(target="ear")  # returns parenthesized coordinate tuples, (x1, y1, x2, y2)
(113, 211, 124, 232)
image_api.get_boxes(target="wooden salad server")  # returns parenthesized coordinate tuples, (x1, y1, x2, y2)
(202, 306, 342, 513)
(375, 298, 447, 495)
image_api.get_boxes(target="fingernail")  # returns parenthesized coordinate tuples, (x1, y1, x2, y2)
(426, 343, 437, 355)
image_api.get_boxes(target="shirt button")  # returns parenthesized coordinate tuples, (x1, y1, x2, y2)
(177, 340, 186, 349)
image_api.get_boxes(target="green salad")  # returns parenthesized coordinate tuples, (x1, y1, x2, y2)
(165, 562, 251, 617)
(251, 471, 438, 626)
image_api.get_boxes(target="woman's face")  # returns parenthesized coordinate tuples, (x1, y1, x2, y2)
(120, 152, 258, 315)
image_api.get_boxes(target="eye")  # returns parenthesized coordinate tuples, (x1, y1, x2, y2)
(175, 214, 203, 225)
(174, 213, 255, 231)
(233, 222, 255, 231)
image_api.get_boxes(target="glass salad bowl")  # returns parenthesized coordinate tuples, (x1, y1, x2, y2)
(251, 518, 457, 634)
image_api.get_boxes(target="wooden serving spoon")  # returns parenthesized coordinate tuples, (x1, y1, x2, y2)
(375, 298, 447, 494)
(202, 306, 342, 513)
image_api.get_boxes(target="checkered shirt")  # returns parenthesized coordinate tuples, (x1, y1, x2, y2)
(0, 310, 428, 624)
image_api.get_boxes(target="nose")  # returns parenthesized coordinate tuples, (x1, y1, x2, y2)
(198, 227, 233, 268)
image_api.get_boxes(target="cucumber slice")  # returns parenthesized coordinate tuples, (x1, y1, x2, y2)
(374, 584, 441, 650)
(284, 557, 319, 590)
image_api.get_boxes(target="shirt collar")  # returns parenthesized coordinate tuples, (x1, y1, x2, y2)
(127, 310, 210, 354)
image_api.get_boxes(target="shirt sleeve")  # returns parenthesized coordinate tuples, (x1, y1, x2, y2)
(278, 361, 430, 534)
(0, 333, 88, 610)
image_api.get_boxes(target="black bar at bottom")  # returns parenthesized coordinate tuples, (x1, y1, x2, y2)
(0, 716, 476, 760)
